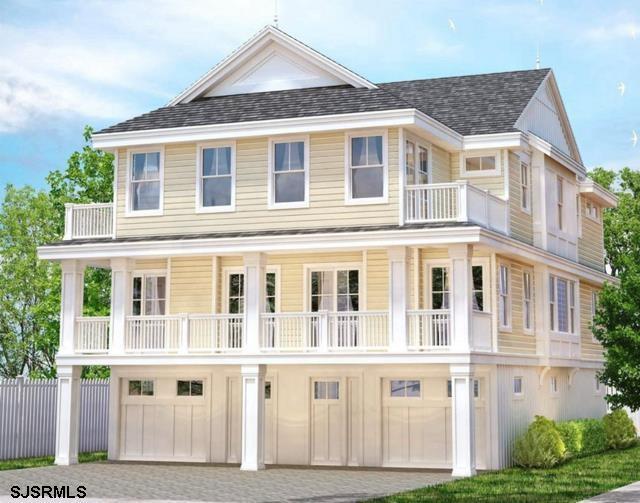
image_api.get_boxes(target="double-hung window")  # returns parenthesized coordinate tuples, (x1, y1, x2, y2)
(472, 265, 485, 312)
(198, 144, 234, 211)
(520, 162, 531, 212)
(129, 150, 162, 214)
(549, 275, 576, 334)
(429, 266, 450, 310)
(556, 176, 564, 231)
(499, 265, 511, 328)
(405, 139, 430, 185)
(347, 133, 386, 202)
(270, 138, 308, 207)
(523, 271, 533, 332)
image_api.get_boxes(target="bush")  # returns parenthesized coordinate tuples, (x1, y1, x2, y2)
(603, 410, 637, 449)
(514, 416, 566, 468)
(556, 421, 581, 457)
(556, 418, 606, 457)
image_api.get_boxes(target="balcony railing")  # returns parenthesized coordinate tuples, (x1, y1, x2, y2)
(406, 310, 451, 350)
(188, 314, 244, 352)
(64, 202, 114, 240)
(75, 316, 110, 353)
(405, 182, 508, 234)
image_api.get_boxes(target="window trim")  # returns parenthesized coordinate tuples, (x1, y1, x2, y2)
(513, 376, 524, 398)
(222, 266, 280, 314)
(313, 379, 340, 400)
(389, 379, 422, 398)
(424, 260, 451, 311)
(125, 146, 165, 217)
(176, 379, 205, 397)
(585, 200, 600, 222)
(404, 134, 433, 186)
(499, 264, 512, 330)
(550, 375, 559, 396)
(303, 262, 363, 312)
(127, 379, 155, 397)
(423, 258, 490, 312)
(549, 273, 578, 335)
(345, 130, 389, 205)
(520, 161, 531, 214)
(131, 270, 168, 316)
(460, 151, 501, 178)
(522, 269, 534, 334)
(267, 135, 310, 209)
(195, 141, 236, 213)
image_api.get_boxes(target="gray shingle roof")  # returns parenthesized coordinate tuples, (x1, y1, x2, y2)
(96, 68, 550, 136)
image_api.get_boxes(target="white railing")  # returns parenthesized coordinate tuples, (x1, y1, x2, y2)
(404, 181, 508, 234)
(188, 314, 244, 352)
(64, 202, 114, 240)
(260, 311, 389, 352)
(407, 310, 451, 350)
(125, 315, 182, 353)
(75, 316, 110, 353)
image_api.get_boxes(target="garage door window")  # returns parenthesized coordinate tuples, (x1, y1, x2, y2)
(390, 380, 421, 397)
(128, 380, 154, 396)
(314, 381, 339, 400)
(177, 380, 203, 396)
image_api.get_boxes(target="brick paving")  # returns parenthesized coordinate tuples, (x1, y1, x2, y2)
(0, 462, 451, 502)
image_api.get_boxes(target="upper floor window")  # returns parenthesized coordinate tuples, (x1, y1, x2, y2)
(429, 266, 450, 310)
(523, 270, 533, 332)
(499, 265, 511, 328)
(549, 275, 576, 334)
(132, 274, 166, 316)
(556, 176, 564, 231)
(472, 265, 485, 312)
(520, 162, 531, 212)
(586, 200, 600, 221)
(405, 139, 430, 185)
(347, 133, 386, 203)
(461, 152, 500, 177)
(198, 144, 234, 212)
(269, 138, 308, 208)
(129, 150, 163, 214)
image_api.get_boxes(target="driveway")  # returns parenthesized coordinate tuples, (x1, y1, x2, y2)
(0, 462, 450, 502)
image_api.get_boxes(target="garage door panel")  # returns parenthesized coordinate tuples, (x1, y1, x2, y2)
(383, 407, 408, 463)
(423, 408, 447, 464)
(153, 405, 174, 458)
(408, 407, 426, 463)
(123, 405, 143, 457)
(142, 405, 156, 457)
(173, 405, 192, 458)
(191, 406, 208, 459)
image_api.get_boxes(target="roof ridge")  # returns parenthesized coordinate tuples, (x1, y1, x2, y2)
(377, 67, 552, 86)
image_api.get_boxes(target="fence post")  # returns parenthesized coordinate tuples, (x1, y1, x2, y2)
(16, 376, 24, 459)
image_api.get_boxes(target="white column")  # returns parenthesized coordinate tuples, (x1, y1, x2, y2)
(107, 373, 121, 460)
(110, 258, 133, 354)
(240, 364, 266, 471)
(388, 246, 408, 352)
(449, 244, 473, 351)
(243, 253, 265, 353)
(55, 365, 82, 465)
(60, 260, 84, 355)
(534, 264, 550, 357)
(450, 363, 476, 477)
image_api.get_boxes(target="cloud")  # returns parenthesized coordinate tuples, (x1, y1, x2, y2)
(583, 21, 640, 43)
(419, 36, 463, 57)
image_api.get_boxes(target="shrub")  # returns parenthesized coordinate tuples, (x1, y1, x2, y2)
(603, 410, 637, 449)
(514, 416, 566, 468)
(579, 418, 607, 455)
(556, 421, 581, 457)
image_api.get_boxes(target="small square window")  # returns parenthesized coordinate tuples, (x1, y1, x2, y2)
(129, 380, 154, 396)
(177, 380, 203, 397)
(513, 377, 523, 395)
(314, 380, 339, 400)
(390, 380, 421, 398)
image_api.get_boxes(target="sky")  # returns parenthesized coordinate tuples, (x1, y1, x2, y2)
(0, 0, 639, 189)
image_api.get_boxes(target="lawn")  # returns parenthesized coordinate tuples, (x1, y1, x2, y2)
(371, 445, 640, 503)
(0, 452, 106, 471)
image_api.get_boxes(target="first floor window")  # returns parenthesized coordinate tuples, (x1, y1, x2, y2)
(523, 271, 533, 331)
(132, 275, 166, 315)
(594, 376, 601, 393)
(550, 275, 576, 333)
(314, 381, 339, 400)
(350, 135, 385, 199)
(130, 151, 161, 211)
(499, 265, 510, 328)
(513, 377, 523, 395)
(390, 380, 421, 397)
(129, 380, 154, 396)
(550, 376, 558, 394)
(472, 265, 484, 312)
(273, 140, 306, 204)
(265, 381, 272, 400)
(177, 380, 203, 396)
(430, 266, 450, 309)
(201, 146, 233, 208)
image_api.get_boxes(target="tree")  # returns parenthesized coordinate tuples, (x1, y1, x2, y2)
(590, 167, 640, 410)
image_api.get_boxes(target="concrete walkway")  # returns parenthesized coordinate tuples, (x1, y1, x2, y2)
(0, 462, 451, 502)
(582, 481, 640, 502)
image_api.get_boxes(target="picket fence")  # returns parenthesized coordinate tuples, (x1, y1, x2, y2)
(0, 377, 109, 460)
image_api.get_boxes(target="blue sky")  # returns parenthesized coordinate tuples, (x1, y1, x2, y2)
(0, 0, 638, 189)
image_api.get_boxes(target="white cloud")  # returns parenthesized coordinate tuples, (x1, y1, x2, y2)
(583, 21, 640, 43)
(419, 36, 463, 57)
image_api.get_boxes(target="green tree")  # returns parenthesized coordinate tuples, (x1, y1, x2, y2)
(590, 167, 640, 410)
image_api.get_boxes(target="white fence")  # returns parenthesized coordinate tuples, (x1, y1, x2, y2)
(64, 202, 114, 240)
(0, 377, 109, 460)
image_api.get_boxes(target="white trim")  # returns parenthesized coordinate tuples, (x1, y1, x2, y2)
(267, 135, 310, 209)
(498, 263, 512, 331)
(111, 149, 118, 239)
(125, 146, 165, 217)
(195, 141, 236, 213)
(520, 160, 532, 215)
(221, 265, 281, 314)
(512, 376, 524, 398)
(460, 150, 501, 178)
(344, 129, 389, 205)
(527, 133, 585, 178)
(302, 262, 363, 312)
(423, 259, 451, 311)
(579, 179, 617, 208)
(463, 132, 526, 151)
(403, 132, 434, 185)
(522, 268, 534, 335)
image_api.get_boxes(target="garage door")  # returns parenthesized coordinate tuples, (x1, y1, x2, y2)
(120, 377, 209, 462)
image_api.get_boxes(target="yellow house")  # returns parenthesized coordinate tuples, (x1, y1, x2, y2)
(39, 26, 617, 476)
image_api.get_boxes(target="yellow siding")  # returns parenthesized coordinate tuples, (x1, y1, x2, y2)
(169, 257, 212, 314)
(365, 250, 389, 310)
(450, 151, 506, 197)
(508, 152, 534, 245)
(578, 198, 605, 272)
(431, 145, 451, 183)
(580, 282, 603, 360)
(116, 129, 399, 238)
(133, 259, 167, 270)
(497, 257, 537, 355)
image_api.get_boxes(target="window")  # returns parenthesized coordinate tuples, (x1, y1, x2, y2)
(390, 380, 421, 397)
(270, 139, 307, 206)
(265, 381, 272, 400)
(591, 291, 599, 320)
(447, 379, 479, 398)
(198, 144, 234, 211)
(405, 139, 430, 185)
(472, 265, 484, 312)
(314, 381, 339, 400)
(586, 200, 600, 221)
(132, 275, 166, 315)
(550, 376, 558, 394)
(520, 162, 531, 212)
(177, 380, 203, 396)
(129, 151, 162, 213)
(499, 265, 510, 328)
(310, 269, 359, 312)
(523, 271, 533, 332)
(348, 134, 386, 201)
(513, 377, 523, 395)
(556, 176, 564, 230)
(550, 275, 576, 334)
(462, 153, 500, 177)
(266, 272, 277, 314)
(430, 266, 450, 310)
(576, 195, 582, 238)
(594, 376, 601, 393)
(227, 273, 245, 314)
(128, 380, 154, 396)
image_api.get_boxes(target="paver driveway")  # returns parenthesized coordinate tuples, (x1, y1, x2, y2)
(0, 462, 451, 502)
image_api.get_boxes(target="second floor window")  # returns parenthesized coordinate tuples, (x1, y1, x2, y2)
(200, 145, 234, 210)
(430, 266, 450, 309)
(520, 162, 531, 212)
(549, 275, 576, 334)
(523, 271, 533, 332)
(130, 151, 162, 213)
(499, 265, 510, 328)
(132, 275, 166, 316)
(556, 176, 564, 231)
(348, 134, 386, 201)
(472, 265, 484, 312)
(271, 139, 307, 206)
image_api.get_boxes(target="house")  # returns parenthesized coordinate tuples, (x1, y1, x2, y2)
(38, 26, 617, 476)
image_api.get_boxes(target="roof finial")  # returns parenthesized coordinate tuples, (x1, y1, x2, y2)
(535, 44, 541, 69)
(273, 0, 279, 27)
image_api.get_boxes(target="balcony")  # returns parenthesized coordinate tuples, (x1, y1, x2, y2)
(404, 182, 508, 234)
(64, 203, 114, 240)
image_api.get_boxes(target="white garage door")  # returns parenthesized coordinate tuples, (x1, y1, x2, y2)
(120, 377, 209, 462)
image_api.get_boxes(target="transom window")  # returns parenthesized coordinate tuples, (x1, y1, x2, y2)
(132, 275, 166, 316)
(549, 275, 576, 334)
(271, 139, 307, 206)
(128, 380, 154, 396)
(310, 269, 359, 312)
(130, 151, 162, 212)
(177, 380, 203, 396)
(523, 271, 533, 332)
(430, 266, 450, 310)
(462, 153, 500, 177)
(314, 380, 339, 400)
(405, 140, 430, 185)
(199, 145, 233, 210)
(499, 265, 511, 328)
(520, 162, 531, 212)
(390, 380, 421, 398)
(348, 134, 386, 201)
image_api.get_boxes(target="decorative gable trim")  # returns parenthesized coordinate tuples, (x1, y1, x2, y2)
(169, 26, 376, 105)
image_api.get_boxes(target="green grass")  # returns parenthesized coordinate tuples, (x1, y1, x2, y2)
(0, 451, 107, 471)
(371, 445, 640, 503)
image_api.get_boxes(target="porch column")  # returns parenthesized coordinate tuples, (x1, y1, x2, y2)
(388, 246, 408, 351)
(450, 363, 476, 477)
(243, 253, 265, 353)
(449, 244, 473, 351)
(534, 264, 550, 357)
(55, 365, 82, 465)
(110, 258, 133, 354)
(60, 260, 84, 355)
(240, 364, 266, 471)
